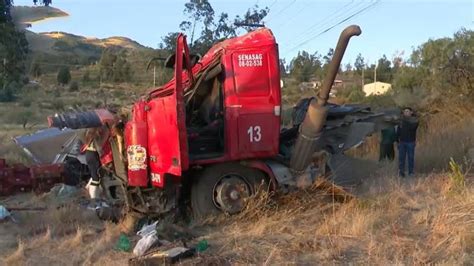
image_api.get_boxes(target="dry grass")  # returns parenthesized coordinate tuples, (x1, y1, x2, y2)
(349, 102, 474, 173)
(1, 202, 130, 266)
(197, 172, 474, 264)
(1, 99, 473, 264)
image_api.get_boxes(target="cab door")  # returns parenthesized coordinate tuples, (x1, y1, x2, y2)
(223, 44, 281, 160)
(147, 34, 191, 187)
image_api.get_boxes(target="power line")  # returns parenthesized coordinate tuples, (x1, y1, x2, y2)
(265, 0, 297, 23)
(283, 0, 380, 56)
(271, 1, 311, 29)
(283, 0, 360, 47)
(268, 0, 278, 9)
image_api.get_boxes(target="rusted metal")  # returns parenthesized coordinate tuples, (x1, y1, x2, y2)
(290, 25, 361, 175)
(318, 25, 362, 106)
(0, 158, 66, 196)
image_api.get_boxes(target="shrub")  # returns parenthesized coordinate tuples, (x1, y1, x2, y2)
(57, 67, 71, 85)
(69, 81, 79, 91)
(448, 158, 467, 193)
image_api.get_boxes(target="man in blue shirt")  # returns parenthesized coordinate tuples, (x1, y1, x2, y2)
(397, 107, 419, 177)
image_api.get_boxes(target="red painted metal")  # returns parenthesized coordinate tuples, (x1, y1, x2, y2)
(30, 163, 65, 193)
(144, 28, 281, 172)
(0, 158, 65, 196)
(222, 36, 281, 161)
(125, 100, 149, 187)
(147, 34, 191, 188)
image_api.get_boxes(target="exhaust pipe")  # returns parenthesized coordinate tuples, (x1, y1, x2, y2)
(290, 25, 362, 174)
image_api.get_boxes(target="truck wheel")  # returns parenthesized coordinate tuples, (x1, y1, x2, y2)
(191, 163, 267, 219)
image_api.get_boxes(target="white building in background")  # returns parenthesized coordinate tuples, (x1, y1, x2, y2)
(363, 82, 392, 96)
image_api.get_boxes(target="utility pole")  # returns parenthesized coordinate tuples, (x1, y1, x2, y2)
(153, 65, 156, 87)
(374, 60, 377, 92)
(361, 64, 365, 88)
(2, 58, 7, 91)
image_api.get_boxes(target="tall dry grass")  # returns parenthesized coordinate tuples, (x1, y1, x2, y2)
(349, 101, 474, 173)
(2, 203, 130, 266)
(199, 171, 473, 264)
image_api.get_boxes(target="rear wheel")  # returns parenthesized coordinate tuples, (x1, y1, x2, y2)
(191, 163, 267, 219)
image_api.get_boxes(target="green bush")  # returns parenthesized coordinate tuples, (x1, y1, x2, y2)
(57, 67, 71, 85)
(0, 81, 21, 102)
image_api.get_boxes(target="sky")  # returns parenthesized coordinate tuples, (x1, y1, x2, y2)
(14, 0, 474, 65)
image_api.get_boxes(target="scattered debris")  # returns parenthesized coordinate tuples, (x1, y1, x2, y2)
(137, 221, 159, 237)
(133, 230, 159, 256)
(195, 239, 208, 253)
(3, 206, 46, 211)
(129, 246, 196, 265)
(49, 184, 78, 199)
(96, 206, 122, 223)
(0, 205, 11, 220)
(115, 233, 132, 252)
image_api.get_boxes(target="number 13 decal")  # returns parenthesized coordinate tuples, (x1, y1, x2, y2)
(247, 126, 262, 142)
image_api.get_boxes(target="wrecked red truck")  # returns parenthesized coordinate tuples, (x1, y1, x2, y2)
(41, 25, 397, 218)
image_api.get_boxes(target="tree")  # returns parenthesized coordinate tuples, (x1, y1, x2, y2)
(33, 0, 51, 6)
(354, 53, 365, 75)
(289, 51, 322, 82)
(162, 1, 269, 55)
(392, 28, 473, 97)
(99, 48, 132, 83)
(322, 48, 341, 76)
(345, 62, 353, 72)
(0, 0, 12, 23)
(57, 66, 71, 85)
(376, 54, 392, 82)
(279, 59, 287, 77)
(1, 0, 29, 99)
(234, 5, 269, 32)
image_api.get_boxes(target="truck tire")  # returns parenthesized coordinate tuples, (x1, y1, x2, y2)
(191, 163, 267, 219)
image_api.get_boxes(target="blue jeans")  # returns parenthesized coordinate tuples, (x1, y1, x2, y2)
(398, 142, 415, 176)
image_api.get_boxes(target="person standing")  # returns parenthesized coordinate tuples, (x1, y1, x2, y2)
(379, 126, 397, 161)
(82, 128, 102, 202)
(81, 126, 110, 207)
(397, 107, 419, 177)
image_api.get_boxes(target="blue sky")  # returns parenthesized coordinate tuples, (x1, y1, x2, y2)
(15, 0, 473, 65)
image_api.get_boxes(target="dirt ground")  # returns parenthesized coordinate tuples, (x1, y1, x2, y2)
(1, 160, 473, 265)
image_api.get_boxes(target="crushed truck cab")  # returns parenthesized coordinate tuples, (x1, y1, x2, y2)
(126, 29, 281, 189)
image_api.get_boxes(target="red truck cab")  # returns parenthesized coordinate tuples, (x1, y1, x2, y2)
(126, 28, 281, 189)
